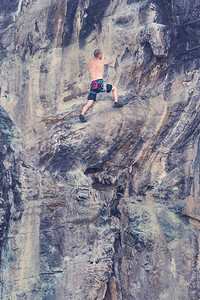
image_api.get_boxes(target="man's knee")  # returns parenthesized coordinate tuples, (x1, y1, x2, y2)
(86, 100, 94, 108)
(112, 85, 117, 91)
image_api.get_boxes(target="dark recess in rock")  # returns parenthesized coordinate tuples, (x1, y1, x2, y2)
(104, 234, 122, 299)
(115, 15, 133, 27)
(62, 0, 79, 47)
(127, 0, 139, 5)
(153, 0, 174, 25)
(142, 42, 154, 67)
(84, 166, 103, 175)
(35, 20, 39, 33)
(44, 145, 76, 172)
(0, 0, 19, 30)
(1, 0, 19, 14)
(110, 186, 124, 219)
(46, 4, 57, 41)
(0, 108, 21, 262)
(79, 0, 111, 47)
(151, 0, 200, 62)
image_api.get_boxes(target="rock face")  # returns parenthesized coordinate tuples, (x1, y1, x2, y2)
(1, 0, 200, 299)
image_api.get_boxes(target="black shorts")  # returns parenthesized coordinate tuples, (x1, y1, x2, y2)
(88, 79, 113, 101)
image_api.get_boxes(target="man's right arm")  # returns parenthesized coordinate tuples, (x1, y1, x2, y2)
(102, 59, 114, 65)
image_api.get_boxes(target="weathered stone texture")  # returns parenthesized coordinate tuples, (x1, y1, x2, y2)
(0, 0, 200, 299)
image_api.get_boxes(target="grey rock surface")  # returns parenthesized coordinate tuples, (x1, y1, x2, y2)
(0, 0, 200, 299)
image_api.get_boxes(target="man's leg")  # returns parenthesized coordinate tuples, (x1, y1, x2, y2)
(81, 100, 94, 115)
(112, 85, 122, 108)
(79, 100, 94, 122)
(112, 86, 118, 102)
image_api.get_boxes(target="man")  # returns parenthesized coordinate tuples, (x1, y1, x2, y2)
(79, 49, 122, 123)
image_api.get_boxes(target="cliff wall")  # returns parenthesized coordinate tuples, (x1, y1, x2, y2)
(0, 0, 200, 299)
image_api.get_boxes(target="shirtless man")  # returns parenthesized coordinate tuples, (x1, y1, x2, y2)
(79, 49, 122, 122)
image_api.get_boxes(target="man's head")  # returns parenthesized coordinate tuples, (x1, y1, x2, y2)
(94, 49, 103, 59)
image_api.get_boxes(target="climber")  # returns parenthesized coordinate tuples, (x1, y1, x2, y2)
(79, 49, 122, 123)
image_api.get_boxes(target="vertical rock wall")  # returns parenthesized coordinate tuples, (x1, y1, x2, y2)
(0, 0, 200, 299)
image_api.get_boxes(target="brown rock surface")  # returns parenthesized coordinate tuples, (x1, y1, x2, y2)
(0, 0, 200, 299)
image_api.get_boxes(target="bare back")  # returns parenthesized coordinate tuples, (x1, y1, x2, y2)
(88, 58, 114, 81)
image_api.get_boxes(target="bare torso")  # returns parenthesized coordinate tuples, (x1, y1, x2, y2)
(88, 58, 114, 81)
